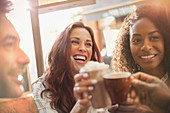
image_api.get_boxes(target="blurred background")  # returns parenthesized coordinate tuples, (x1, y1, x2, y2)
(7, 0, 153, 91)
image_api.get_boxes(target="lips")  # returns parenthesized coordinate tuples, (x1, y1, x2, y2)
(140, 54, 157, 59)
(11, 74, 23, 85)
(139, 54, 157, 62)
(73, 54, 87, 64)
(10, 69, 25, 85)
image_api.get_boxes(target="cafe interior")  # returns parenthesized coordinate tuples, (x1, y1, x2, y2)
(0, 0, 169, 112)
(19, 0, 150, 91)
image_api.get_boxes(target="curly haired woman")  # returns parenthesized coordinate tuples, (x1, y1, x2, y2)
(32, 21, 102, 113)
(111, 3, 170, 113)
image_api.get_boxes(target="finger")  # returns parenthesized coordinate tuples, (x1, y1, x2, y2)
(120, 100, 134, 105)
(131, 79, 154, 91)
(132, 72, 159, 83)
(130, 90, 136, 99)
(108, 104, 119, 112)
(74, 73, 88, 82)
(75, 79, 97, 88)
(127, 97, 134, 104)
(134, 96, 140, 104)
(118, 104, 138, 112)
(74, 86, 94, 95)
(77, 98, 90, 105)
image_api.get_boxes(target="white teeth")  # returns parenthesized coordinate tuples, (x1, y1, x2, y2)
(75, 56, 86, 60)
(18, 75, 23, 81)
(140, 55, 155, 59)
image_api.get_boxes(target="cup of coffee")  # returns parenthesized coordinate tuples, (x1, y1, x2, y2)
(103, 72, 131, 105)
(80, 61, 111, 112)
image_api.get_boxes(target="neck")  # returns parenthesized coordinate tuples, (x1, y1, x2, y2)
(141, 64, 166, 79)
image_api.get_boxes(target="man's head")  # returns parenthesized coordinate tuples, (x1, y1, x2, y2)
(0, 0, 30, 98)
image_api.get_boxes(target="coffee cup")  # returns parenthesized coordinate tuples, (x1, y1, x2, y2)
(80, 61, 111, 112)
(104, 72, 131, 105)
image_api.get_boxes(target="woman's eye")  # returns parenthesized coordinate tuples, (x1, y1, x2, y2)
(71, 40, 79, 44)
(132, 39, 141, 44)
(150, 36, 159, 41)
(86, 43, 92, 47)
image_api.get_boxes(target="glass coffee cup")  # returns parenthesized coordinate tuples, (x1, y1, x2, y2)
(80, 61, 111, 112)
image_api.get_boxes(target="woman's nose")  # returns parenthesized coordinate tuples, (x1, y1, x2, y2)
(79, 44, 86, 52)
(141, 40, 152, 51)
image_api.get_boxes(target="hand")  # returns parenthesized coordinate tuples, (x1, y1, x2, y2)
(131, 72, 170, 113)
(109, 102, 153, 113)
(109, 89, 153, 113)
(108, 104, 119, 113)
(73, 73, 97, 112)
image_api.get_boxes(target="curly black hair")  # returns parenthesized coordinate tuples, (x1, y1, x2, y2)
(112, 3, 170, 74)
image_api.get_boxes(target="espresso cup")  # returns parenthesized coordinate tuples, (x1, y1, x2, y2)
(103, 72, 131, 105)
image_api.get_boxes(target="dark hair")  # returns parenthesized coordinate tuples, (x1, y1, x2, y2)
(0, 0, 13, 13)
(112, 3, 170, 74)
(41, 21, 102, 113)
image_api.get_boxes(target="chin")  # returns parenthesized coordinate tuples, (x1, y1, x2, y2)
(78, 64, 85, 69)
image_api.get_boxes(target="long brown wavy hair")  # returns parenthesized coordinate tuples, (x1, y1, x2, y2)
(41, 21, 102, 113)
(112, 3, 170, 74)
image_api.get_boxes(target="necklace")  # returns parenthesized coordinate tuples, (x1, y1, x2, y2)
(161, 72, 168, 83)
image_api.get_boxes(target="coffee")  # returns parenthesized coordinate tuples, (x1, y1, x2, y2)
(80, 61, 111, 110)
(104, 72, 131, 105)
(87, 68, 111, 109)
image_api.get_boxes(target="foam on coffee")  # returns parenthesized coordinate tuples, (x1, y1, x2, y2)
(80, 61, 109, 72)
(104, 72, 131, 79)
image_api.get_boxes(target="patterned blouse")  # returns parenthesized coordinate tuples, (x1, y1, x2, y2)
(32, 73, 109, 113)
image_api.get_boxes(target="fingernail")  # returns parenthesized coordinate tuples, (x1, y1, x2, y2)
(77, 99, 80, 103)
(91, 79, 97, 84)
(75, 83, 78, 86)
(88, 95, 92, 99)
(112, 104, 119, 107)
(83, 73, 88, 78)
(88, 86, 94, 91)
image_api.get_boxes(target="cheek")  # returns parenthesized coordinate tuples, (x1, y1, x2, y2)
(71, 45, 76, 55)
(130, 45, 138, 59)
(159, 42, 164, 54)
(88, 48, 93, 59)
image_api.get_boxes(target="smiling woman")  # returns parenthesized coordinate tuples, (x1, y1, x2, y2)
(111, 2, 170, 113)
(70, 27, 93, 69)
(32, 21, 102, 113)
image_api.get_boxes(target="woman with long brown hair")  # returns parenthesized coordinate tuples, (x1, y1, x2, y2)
(33, 21, 102, 113)
(74, 2, 170, 113)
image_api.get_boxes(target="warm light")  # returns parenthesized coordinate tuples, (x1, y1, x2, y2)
(39, 0, 67, 5)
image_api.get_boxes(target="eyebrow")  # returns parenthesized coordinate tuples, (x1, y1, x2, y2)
(71, 37, 92, 42)
(132, 30, 160, 37)
(71, 37, 80, 40)
(148, 30, 160, 35)
(132, 34, 141, 37)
